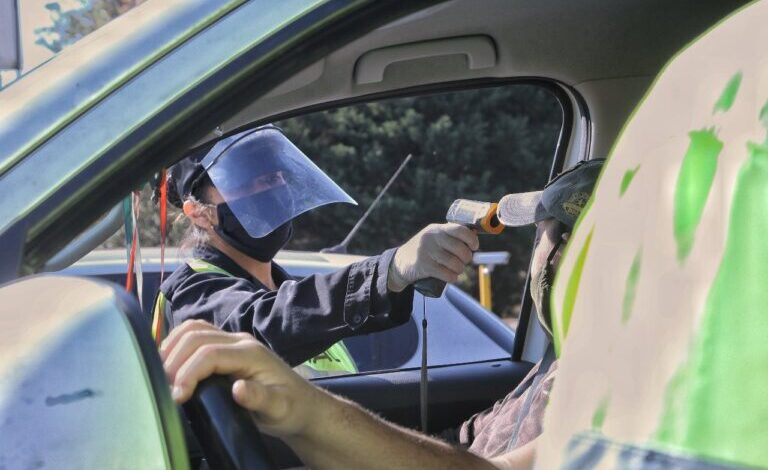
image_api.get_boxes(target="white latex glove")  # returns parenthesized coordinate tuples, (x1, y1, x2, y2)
(388, 223, 479, 292)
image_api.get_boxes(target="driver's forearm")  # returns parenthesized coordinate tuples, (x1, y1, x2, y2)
(283, 391, 499, 470)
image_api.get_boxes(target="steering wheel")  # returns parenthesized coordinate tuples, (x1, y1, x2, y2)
(184, 376, 276, 470)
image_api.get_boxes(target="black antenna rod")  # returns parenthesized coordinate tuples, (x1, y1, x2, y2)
(322, 153, 413, 253)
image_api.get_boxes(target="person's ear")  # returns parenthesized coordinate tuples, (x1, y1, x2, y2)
(183, 200, 216, 230)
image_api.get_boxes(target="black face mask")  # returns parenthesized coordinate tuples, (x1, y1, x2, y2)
(530, 235, 565, 339)
(214, 202, 293, 262)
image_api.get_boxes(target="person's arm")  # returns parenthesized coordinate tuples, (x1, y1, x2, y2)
(283, 391, 535, 470)
(162, 321, 533, 470)
(168, 248, 411, 366)
(168, 223, 478, 366)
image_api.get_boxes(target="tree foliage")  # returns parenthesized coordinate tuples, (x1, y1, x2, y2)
(34, 0, 144, 54)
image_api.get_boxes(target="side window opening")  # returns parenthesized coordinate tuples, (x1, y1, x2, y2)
(278, 83, 564, 373)
(82, 82, 564, 376)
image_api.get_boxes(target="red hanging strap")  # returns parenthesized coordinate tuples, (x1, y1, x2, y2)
(125, 190, 142, 293)
(159, 169, 168, 284)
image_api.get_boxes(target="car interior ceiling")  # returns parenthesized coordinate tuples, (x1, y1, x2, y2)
(209, 0, 749, 159)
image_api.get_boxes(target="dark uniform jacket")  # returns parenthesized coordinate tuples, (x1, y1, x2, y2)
(157, 245, 414, 366)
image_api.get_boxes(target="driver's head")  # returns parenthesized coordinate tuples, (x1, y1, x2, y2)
(497, 159, 604, 336)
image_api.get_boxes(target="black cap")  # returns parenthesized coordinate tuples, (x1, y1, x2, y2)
(163, 144, 212, 208)
(497, 159, 605, 228)
(163, 125, 282, 208)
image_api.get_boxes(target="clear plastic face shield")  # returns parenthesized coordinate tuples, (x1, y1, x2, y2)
(200, 126, 356, 238)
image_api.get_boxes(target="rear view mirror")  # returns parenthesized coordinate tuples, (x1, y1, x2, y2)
(0, 275, 188, 468)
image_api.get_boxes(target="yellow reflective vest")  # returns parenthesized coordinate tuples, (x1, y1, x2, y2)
(151, 259, 357, 376)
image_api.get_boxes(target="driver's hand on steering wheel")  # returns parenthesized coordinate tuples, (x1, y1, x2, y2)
(161, 320, 330, 439)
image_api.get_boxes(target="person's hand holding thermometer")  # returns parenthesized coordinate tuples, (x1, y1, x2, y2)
(387, 199, 504, 297)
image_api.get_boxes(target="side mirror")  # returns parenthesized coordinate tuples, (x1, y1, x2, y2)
(0, 275, 188, 468)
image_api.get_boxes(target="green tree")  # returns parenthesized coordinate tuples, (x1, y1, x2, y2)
(35, 0, 144, 53)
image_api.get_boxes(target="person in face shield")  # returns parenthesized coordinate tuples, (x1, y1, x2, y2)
(160, 160, 604, 469)
(152, 125, 479, 375)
